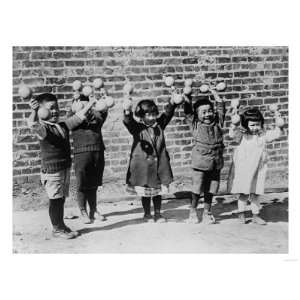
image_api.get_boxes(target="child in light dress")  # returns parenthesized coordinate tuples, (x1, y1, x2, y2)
(228, 108, 284, 224)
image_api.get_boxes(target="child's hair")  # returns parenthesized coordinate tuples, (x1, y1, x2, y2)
(240, 108, 264, 131)
(192, 96, 214, 125)
(35, 93, 57, 104)
(78, 94, 89, 102)
(135, 99, 159, 118)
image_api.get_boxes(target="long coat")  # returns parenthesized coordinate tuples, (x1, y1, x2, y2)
(123, 102, 176, 188)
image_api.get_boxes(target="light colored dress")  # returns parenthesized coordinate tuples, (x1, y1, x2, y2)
(228, 127, 281, 195)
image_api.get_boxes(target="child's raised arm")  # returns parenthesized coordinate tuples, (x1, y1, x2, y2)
(123, 102, 140, 135)
(64, 97, 97, 130)
(27, 99, 47, 140)
(157, 97, 177, 130)
(211, 89, 226, 127)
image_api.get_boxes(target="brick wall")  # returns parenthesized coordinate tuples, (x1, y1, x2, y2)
(12, 46, 288, 186)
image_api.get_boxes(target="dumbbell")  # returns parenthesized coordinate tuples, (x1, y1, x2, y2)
(269, 104, 284, 128)
(183, 79, 193, 96)
(19, 84, 52, 120)
(163, 76, 184, 105)
(230, 99, 240, 125)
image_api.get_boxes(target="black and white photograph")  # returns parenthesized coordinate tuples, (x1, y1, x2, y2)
(2, 1, 299, 300)
(12, 46, 288, 253)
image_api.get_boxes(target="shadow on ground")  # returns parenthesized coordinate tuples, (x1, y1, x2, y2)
(77, 195, 288, 236)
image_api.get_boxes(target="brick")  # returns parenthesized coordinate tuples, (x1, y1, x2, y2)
(12, 46, 288, 182)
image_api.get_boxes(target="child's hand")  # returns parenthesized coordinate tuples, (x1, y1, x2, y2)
(29, 99, 39, 111)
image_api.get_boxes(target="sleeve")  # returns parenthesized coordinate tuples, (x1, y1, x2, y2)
(63, 113, 85, 131)
(123, 110, 140, 135)
(228, 125, 243, 143)
(93, 110, 108, 127)
(265, 127, 281, 142)
(215, 100, 226, 127)
(27, 121, 47, 140)
(183, 98, 194, 125)
(157, 101, 176, 130)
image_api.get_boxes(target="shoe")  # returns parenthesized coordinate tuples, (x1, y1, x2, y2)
(252, 214, 267, 225)
(62, 224, 80, 238)
(238, 212, 246, 224)
(143, 213, 154, 222)
(90, 210, 106, 222)
(201, 210, 216, 224)
(154, 213, 166, 223)
(52, 228, 76, 239)
(187, 208, 199, 224)
(80, 210, 92, 224)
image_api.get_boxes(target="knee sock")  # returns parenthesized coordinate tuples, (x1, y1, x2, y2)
(191, 193, 200, 209)
(49, 198, 63, 230)
(141, 197, 151, 215)
(86, 189, 97, 213)
(77, 190, 87, 213)
(153, 195, 162, 215)
(204, 192, 213, 212)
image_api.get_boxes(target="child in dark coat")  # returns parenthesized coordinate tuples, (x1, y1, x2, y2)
(183, 89, 225, 224)
(123, 98, 178, 222)
(67, 94, 108, 224)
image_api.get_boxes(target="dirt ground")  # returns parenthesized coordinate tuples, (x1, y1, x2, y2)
(13, 192, 288, 253)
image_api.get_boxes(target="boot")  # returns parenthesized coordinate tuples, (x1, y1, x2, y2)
(187, 207, 199, 224)
(142, 197, 152, 222)
(201, 203, 216, 224)
(237, 212, 246, 224)
(252, 214, 267, 225)
(80, 209, 92, 224)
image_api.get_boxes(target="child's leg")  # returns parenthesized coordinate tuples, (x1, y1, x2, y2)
(188, 169, 204, 223)
(152, 195, 166, 222)
(237, 194, 248, 224)
(49, 198, 61, 230)
(141, 196, 152, 221)
(87, 189, 106, 221)
(201, 170, 219, 224)
(250, 194, 266, 225)
(77, 190, 91, 224)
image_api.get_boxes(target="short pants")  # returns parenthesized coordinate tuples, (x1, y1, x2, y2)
(40, 168, 70, 199)
(192, 168, 220, 195)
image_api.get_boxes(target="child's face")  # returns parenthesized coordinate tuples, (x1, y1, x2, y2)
(197, 104, 214, 124)
(143, 112, 158, 126)
(248, 120, 262, 134)
(42, 101, 59, 123)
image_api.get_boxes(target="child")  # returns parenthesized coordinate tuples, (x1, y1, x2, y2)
(228, 108, 283, 224)
(123, 97, 178, 222)
(67, 94, 107, 224)
(27, 93, 96, 239)
(183, 89, 225, 224)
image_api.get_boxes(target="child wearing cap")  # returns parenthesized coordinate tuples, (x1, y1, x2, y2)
(27, 93, 96, 239)
(183, 89, 226, 224)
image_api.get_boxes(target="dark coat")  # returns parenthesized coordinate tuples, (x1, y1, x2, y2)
(123, 102, 176, 188)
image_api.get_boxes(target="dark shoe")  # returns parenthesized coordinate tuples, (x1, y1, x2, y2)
(143, 213, 154, 222)
(238, 212, 246, 224)
(187, 208, 199, 224)
(154, 213, 166, 223)
(80, 210, 92, 224)
(62, 224, 80, 238)
(201, 210, 216, 224)
(52, 228, 76, 239)
(252, 214, 267, 225)
(90, 210, 106, 222)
